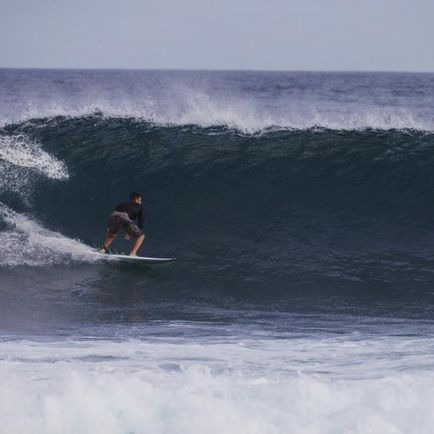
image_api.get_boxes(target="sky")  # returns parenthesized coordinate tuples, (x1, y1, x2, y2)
(1, 0, 433, 72)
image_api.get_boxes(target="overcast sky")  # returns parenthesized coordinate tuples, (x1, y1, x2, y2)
(1, 0, 433, 71)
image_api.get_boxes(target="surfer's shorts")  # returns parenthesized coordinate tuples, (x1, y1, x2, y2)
(107, 212, 143, 238)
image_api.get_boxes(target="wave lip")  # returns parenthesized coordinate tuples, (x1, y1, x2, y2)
(2, 69, 434, 134)
(0, 133, 69, 201)
(0, 130, 87, 267)
(1, 69, 434, 133)
(2, 103, 433, 134)
(0, 134, 68, 180)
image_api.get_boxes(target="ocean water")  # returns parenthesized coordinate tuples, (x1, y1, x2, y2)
(1, 69, 434, 433)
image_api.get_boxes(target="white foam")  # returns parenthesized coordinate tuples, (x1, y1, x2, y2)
(0, 135, 68, 180)
(0, 134, 69, 201)
(1, 335, 434, 434)
(0, 203, 97, 266)
(146, 86, 430, 132)
(16, 99, 434, 133)
(0, 133, 93, 266)
(0, 83, 432, 133)
(0, 135, 85, 266)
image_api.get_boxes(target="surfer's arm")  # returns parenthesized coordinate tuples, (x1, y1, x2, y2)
(137, 208, 145, 229)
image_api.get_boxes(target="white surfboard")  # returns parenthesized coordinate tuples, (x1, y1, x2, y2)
(95, 250, 175, 265)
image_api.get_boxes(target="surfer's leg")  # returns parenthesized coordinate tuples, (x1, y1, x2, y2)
(129, 234, 145, 256)
(100, 232, 116, 252)
(124, 222, 145, 256)
(100, 216, 120, 252)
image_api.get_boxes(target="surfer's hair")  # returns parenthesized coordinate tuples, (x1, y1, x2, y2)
(130, 192, 142, 201)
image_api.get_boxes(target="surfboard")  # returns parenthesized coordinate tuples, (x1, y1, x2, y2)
(95, 251, 175, 265)
(101, 254, 175, 264)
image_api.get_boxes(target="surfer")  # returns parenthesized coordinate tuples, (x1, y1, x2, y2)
(99, 192, 145, 256)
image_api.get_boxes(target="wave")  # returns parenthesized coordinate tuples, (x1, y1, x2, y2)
(2, 336, 434, 434)
(1, 103, 432, 133)
(0, 131, 92, 265)
(0, 134, 68, 179)
(0, 204, 96, 266)
(1, 69, 433, 133)
(0, 133, 68, 200)
(1, 115, 434, 290)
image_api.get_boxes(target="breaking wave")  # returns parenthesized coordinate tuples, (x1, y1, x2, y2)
(0, 115, 434, 293)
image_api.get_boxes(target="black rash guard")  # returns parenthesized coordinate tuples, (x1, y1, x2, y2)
(114, 201, 145, 229)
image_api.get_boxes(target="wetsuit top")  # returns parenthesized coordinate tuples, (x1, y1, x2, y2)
(114, 201, 145, 229)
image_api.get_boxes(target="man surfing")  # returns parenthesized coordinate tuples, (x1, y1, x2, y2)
(100, 192, 145, 256)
